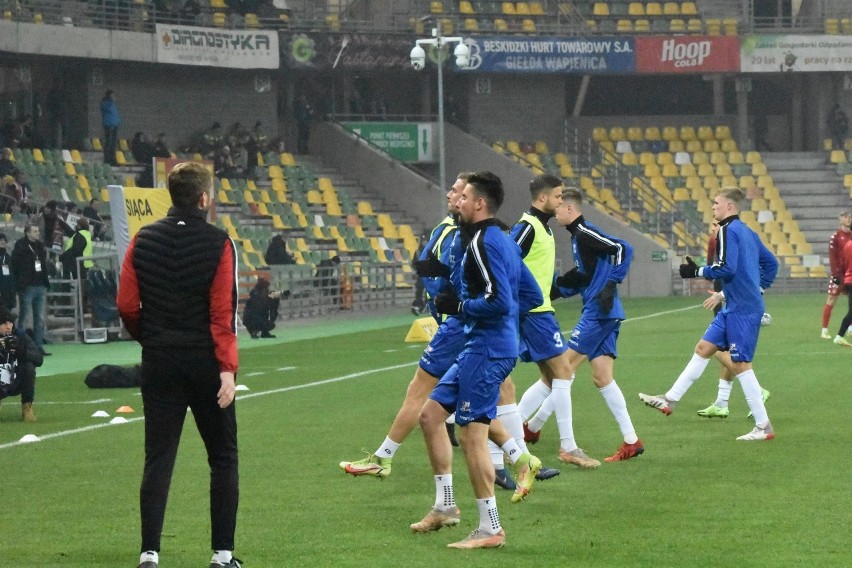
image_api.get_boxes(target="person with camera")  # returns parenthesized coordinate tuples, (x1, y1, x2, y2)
(11, 222, 50, 356)
(0, 307, 43, 422)
(242, 276, 287, 339)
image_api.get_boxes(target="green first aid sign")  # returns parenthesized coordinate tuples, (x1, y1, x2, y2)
(343, 122, 435, 162)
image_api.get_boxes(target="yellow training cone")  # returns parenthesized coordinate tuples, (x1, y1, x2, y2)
(404, 317, 439, 343)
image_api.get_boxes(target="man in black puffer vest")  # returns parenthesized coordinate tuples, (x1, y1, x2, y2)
(118, 162, 242, 568)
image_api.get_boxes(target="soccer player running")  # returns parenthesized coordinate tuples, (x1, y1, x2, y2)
(832, 236, 852, 347)
(821, 211, 852, 339)
(511, 175, 603, 468)
(412, 171, 537, 549)
(526, 186, 644, 462)
(639, 187, 779, 441)
(339, 173, 470, 478)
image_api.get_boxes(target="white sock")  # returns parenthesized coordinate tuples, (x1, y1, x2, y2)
(496, 404, 529, 454)
(551, 378, 577, 452)
(212, 550, 232, 564)
(477, 496, 502, 534)
(599, 381, 638, 444)
(434, 474, 455, 510)
(821, 327, 828, 335)
(140, 551, 158, 565)
(528, 395, 554, 433)
(714, 379, 733, 408)
(488, 439, 505, 468)
(446, 413, 456, 424)
(737, 369, 769, 425)
(666, 353, 711, 401)
(517, 379, 551, 421)
(501, 438, 523, 465)
(375, 436, 401, 459)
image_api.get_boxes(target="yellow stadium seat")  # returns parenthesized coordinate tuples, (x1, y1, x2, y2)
(115, 151, 127, 165)
(669, 19, 686, 32)
(645, 2, 662, 16)
(245, 13, 259, 28)
(516, 2, 531, 16)
(592, 127, 608, 141)
(501, 2, 515, 15)
(662, 126, 679, 141)
(522, 18, 536, 32)
(830, 150, 847, 164)
(662, 2, 680, 15)
(679, 126, 697, 141)
(608, 127, 626, 141)
(280, 153, 297, 166)
(628, 2, 644, 16)
(459, 1, 474, 14)
(268, 165, 284, 179)
(634, 19, 650, 32)
(686, 18, 703, 33)
(464, 18, 478, 31)
(644, 127, 661, 141)
(494, 17, 508, 30)
(627, 127, 643, 141)
(430, 1, 443, 14)
(723, 18, 738, 35)
(681, 2, 698, 16)
(593, 3, 609, 16)
(529, 2, 545, 15)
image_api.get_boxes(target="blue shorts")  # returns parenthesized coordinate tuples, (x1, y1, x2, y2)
(566, 317, 620, 360)
(419, 317, 466, 378)
(430, 348, 515, 426)
(519, 312, 569, 363)
(702, 311, 762, 363)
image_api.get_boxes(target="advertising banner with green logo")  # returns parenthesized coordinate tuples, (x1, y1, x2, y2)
(343, 122, 436, 162)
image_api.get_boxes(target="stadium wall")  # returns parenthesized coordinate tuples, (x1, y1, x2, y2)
(82, 61, 279, 150)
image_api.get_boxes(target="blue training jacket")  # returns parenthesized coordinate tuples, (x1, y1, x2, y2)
(701, 215, 778, 315)
(555, 215, 633, 321)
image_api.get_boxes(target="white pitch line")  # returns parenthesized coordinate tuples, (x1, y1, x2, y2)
(36, 398, 114, 405)
(0, 305, 701, 451)
(277, 366, 296, 371)
(244, 372, 265, 377)
(0, 361, 416, 451)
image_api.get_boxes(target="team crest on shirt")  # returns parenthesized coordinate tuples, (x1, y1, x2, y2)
(461, 401, 471, 413)
(424, 345, 433, 354)
(571, 329, 580, 339)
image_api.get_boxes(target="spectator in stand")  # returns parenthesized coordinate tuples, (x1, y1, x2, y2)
(46, 80, 69, 149)
(200, 122, 224, 158)
(2, 175, 21, 214)
(14, 171, 33, 214)
(226, 122, 248, 172)
(294, 93, 313, 154)
(83, 198, 106, 241)
(828, 104, 849, 150)
(131, 132, 156, 187)
(245, 121, 267, 177)
(264, 233, 295, 265)
(0, 148, 18, 179)
(314, 255, 340, 302)
(100, 90, 121, 166)
(0, 233, 15, 312)
(153, 132, 171, 158)
(214, 146, 240, 179)
(39, 200, 66, 252)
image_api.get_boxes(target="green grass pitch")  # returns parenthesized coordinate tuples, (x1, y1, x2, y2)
(1, 293, 848, 567)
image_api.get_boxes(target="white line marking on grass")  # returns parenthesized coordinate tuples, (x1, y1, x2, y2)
(383, 349, 398, 353)
(0, 306, 698, 451)
(0, 418, 145, 450)
(0, 362, 417, 451)
(277, 366, 296, 371)
(244, 372, 265, 377)
(624, 304, 702, 322)
(37, 398, 113, 405)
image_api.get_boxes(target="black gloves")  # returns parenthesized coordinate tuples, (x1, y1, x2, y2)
(832, 276, 841, 286)
(679, 256, 700, 279)
(555, 267, 590, 289)
(549, 286, 562, 301)
(597, 281, 616, 314)
(434, 291, 462, 315)
(412, 255, 450, 278)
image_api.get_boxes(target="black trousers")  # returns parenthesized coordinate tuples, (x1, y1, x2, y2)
(139, 347, 238, 553)
(838, 288, 852, 337)
(0, 361, 36, 404)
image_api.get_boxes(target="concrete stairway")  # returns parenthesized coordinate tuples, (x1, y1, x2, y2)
(762, 151, 852, 256)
